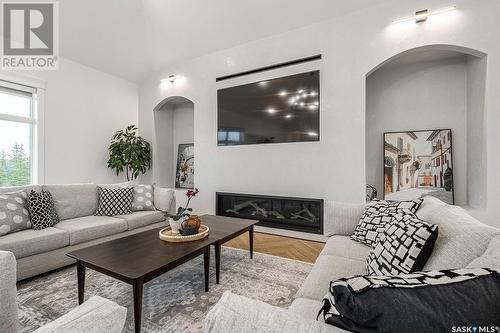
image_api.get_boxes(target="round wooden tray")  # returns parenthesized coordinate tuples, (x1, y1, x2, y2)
(159, 225, 209, 243)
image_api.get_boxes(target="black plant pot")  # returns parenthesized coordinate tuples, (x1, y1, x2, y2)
(180, 228, 198, 236)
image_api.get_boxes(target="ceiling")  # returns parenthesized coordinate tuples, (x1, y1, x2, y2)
(59, 0, 379, 82)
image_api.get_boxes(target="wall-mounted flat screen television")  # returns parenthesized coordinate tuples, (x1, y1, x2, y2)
(217, 70, 320, 146)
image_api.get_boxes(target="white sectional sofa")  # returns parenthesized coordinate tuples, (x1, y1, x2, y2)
(0, 183, 174, 281)
(204, 196, 500, 332)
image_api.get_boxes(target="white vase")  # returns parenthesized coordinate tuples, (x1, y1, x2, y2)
(169, 217, 184, 235)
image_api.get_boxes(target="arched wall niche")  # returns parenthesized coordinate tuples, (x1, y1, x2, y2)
(153, 96, 194, 188)
(365, 44, 487, 209)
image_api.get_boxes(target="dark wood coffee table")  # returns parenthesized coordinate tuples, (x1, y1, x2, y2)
(66, 215, 258, 333)
(200, 215, 258, 284)
(67, 228, 212, 333)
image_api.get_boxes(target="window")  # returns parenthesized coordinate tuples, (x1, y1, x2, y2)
(217, 128, 244, 146)
(0, 81, 38, 186)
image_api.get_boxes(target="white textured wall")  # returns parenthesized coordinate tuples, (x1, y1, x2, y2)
(139, 0, 500, 228)
(366, 57, 468, 205)
(1, 58, 138, 184)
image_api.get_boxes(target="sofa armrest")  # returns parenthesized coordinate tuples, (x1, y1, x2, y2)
(204, 291, 346, 333)
(32, 296, 127, 333)
(0, 251, 18, 333)
(323, 201, 365, 237)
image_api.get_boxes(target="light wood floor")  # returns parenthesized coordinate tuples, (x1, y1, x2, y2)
(223, 232, 325, 263)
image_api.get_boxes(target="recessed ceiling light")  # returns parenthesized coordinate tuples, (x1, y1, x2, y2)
(301, 93, 308, 98)
(279, 90, 287, 97)
(285, 114, 292, 119)
(308, 105, 317, 110)
(310, 91, 317, 97)
(299, 102, 305, 107)
(258, 81, 268, 87)
(267, 108, 276, 114)
(307, 131, 318, 137)
(298, 89, 304, 94)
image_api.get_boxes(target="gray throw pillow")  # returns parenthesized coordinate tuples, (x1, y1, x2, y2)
(132, 185, 155, 211)
(0, 191, 31, 236)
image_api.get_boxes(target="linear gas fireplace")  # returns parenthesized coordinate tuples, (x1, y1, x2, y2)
(216, 192, 323, 234)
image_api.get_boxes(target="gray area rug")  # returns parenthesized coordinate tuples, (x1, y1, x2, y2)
(17, 247, 312, 332)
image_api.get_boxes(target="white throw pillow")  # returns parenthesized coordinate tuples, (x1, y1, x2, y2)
(153, 186, 174, 212)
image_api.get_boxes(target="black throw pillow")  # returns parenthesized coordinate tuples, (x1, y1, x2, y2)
(366, 213, 438, 275)
(95, 186, 134, 216)
(27, 190, 59, 230)
(319, 268, 500, 333)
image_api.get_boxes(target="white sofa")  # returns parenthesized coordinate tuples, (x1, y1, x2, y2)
(0, 250, 127, 333)
(204, 196, 500, 332)
(0, 183, 174, 281)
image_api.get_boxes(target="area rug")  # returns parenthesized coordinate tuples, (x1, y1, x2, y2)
(17, 247, 312, 333)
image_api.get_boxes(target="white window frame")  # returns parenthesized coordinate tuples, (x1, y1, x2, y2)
(0, 73, 46, 185)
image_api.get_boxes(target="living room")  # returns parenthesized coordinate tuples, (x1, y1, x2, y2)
(0, 0, 499, 332)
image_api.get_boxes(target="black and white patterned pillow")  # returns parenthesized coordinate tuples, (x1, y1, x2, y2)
(27, 190, 59, 230)
(351, 199, 423, 247)
(132, 184, 155, 211)
(367, 213, 438, 275)
(319, 268, 500, 333)
(95, 186, 134, 216)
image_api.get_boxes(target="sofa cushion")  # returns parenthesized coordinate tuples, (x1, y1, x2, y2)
(0, 190, 31, 236)
(295, 255, 367, 301)
(54, 216, 127, 245)
(289, 298, 324, 320)
(0, 227, 69, 258)
(467, 235, 500, 269)
(321, 236, 371, 261)
(32, 296, 127, 333)
(95, 187, 134, 216)
(351, 199, 424, 247)
(415, 195, 448, 221)
(0, 185, 41, 194)
(319, 268, 500, 333)
(367, 214, 438, 275)
(43, 184, 98, 220)
(153, 186, 174, 212)
(423, 205, 500, 270)
(324, 201, 365, 237)
(132, 184, 155, 211)
(27, 190, 59, 230)
(204, 291, 345, 333)
(118, 211, 165, 230)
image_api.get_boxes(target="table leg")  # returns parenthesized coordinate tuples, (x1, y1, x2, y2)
(215, 242, 221, 284)
(77, 260, 85, 305)
(133, 280, 143, 333)
(249, 225, 254, 259)
(204, 246, 210, 292)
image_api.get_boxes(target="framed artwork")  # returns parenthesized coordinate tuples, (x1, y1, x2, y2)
(383, 129, 454, 204)
(175, 143, 194, 189)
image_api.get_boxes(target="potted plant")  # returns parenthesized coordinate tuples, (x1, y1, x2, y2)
(107, 125, 152, 180)
(168, 188, 199, 234)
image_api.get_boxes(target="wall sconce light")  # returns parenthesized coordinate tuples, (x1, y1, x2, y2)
(161, 74, 177, 83)
(393, 6, 457, 24)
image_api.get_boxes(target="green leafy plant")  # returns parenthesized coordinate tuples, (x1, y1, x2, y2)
(107, 125, 151, 181)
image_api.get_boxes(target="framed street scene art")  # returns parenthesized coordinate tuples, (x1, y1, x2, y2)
(384, 129, 454, 204)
